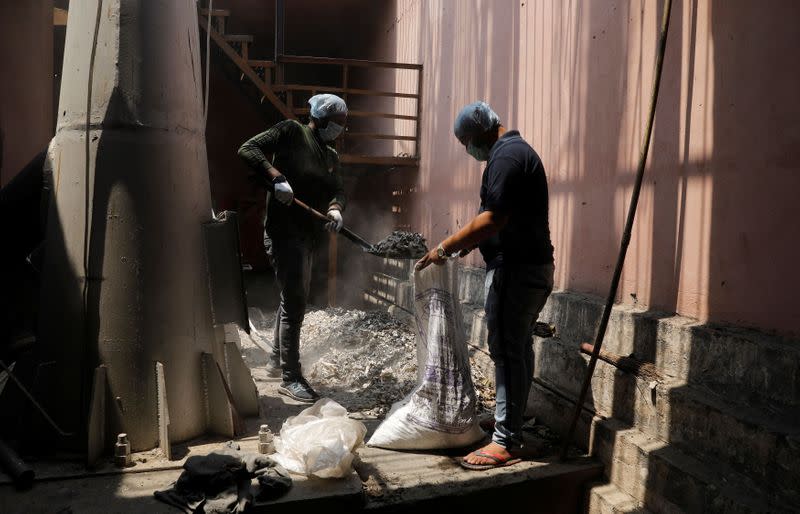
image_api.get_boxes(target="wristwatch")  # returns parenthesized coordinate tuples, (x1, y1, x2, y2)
(436, 244, 450, 260)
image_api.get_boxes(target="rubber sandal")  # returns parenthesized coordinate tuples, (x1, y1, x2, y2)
(459, 450, 522, 471)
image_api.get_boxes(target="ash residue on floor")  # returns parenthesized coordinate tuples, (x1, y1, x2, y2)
(243, 306, 495, 419)
(369, 231, 428, 259)
(299, 309, 418, 416)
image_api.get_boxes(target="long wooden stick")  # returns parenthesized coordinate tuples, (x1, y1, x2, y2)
(292, 198, 375, 251)
(559, 0, 673, 460)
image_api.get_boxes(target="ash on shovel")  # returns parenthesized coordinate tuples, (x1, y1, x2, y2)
(368, 231, 428, 259)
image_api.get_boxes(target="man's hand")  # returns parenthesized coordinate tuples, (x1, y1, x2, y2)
(326, 208, 343, 232)
(272, 176, 294, 205)
(415, 247, 447, 271)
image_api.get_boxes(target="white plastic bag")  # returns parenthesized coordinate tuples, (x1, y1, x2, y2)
(368, 261, 485, 450)
(271, 398, 367, 478)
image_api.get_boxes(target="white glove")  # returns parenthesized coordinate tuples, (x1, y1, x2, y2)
(272, 179, 294, 206)
(326, 208, 343, 232)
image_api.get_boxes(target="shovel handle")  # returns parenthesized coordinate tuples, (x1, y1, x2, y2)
(292, 198, 375, 251)
(293, 198, 331, 223)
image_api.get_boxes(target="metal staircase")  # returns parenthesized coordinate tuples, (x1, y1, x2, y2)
(198, 7, 422, 167)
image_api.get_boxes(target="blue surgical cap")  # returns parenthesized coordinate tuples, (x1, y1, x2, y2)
(309, 94, 348, 119)
(453, 101, 500, 143)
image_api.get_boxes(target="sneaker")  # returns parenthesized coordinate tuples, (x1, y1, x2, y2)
(277, 377, 319, 403)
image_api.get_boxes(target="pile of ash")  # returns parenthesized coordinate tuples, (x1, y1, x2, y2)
(299, 309, 417, 417)
(369, 231, 428, 259)
(241, 306, 496, 418)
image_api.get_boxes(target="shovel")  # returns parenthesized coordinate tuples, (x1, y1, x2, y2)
(292, 198, 377, 253)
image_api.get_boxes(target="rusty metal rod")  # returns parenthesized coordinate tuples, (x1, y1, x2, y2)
(579, 343, 660, 380)
(559, 0, 673, 461)
(0, 360, 74, 437)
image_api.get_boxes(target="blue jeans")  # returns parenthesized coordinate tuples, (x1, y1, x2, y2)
(265, 231, 314, 381)
(484, 262, 554, 449)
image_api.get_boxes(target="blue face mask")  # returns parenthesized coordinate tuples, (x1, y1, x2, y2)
(318, 121, 344, 142)
(467, 141, 491, 162)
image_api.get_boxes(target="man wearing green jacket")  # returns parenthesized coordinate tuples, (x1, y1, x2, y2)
(238, 94, 348, 402)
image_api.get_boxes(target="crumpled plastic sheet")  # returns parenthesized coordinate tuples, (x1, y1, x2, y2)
(271, 399, 367, 478)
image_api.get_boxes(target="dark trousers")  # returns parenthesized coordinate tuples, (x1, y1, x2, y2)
(265, 231, 314, 381)
(484, 262, 554, 449)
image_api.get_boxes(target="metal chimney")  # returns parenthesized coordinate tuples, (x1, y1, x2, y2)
(39, 0, 244, 454)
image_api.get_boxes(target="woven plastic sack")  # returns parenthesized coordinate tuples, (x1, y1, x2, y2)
(272, 399, 367, 478)
(368, 261, 484, 449)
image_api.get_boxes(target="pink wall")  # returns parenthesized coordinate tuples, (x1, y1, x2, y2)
(383, 0, 800, 335)
(0, 1, 53, 186)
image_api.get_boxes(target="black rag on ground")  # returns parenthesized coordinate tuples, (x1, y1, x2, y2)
(154, 441, 292, 513)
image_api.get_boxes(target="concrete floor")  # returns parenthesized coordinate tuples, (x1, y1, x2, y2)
(0, 273, 603, 513)
(0, 376, 601, 514)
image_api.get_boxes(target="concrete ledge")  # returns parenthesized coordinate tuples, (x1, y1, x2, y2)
(539, 291, 800, 409)
(534, 335, 800, 505)
(457, 266, 486, 306)
(587, 482, 651, 514)
(594, 419, 796, 514)
(529, 380, 799, 513)
(374, 265, 800, 409)
(359, 446, 602, 513)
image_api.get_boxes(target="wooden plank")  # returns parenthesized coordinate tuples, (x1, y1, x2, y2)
(294, 108, 417, 121)
(279, 54, 423, 70)
(346, 133, 417, 141)
(224, 34, 254, 43)
(199, 8, 231, 17)
(341, 64, 349, 107)
(275, 0, 285, 62)
(339, 155, 419, 166)
(274, 84, 419, 99)
(415, 69, 424, 159)
(199, 16, 294, 119)
(248, 60, 276, 68)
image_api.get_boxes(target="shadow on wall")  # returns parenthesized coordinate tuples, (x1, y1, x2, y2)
(703, 0, 800, 333)
(641, 1, 800, 510)
(389, 0, 522, 265)
(390, 0, 799, 511)
(581, 0, 800, 511)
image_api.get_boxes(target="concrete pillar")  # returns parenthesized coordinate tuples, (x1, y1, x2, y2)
(0, 1, 53, 186)
(40, 0, 224, 451)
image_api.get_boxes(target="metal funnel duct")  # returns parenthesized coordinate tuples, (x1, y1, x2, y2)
(39, 0, 244, 454)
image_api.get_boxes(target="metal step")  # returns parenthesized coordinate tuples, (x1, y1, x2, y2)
(199, 8, 231, 17)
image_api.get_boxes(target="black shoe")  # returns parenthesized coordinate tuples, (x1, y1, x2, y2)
(277, 377, 319, 403)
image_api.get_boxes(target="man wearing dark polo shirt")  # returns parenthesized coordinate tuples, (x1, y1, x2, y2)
(416, 101, 554, 470)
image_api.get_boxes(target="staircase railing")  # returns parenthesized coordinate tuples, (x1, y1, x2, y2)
(198, 10, 294, 119)
(198, 7, 422, 166)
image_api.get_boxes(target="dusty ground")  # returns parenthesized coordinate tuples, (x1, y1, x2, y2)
(244, 306, 496, 420)
(0, 305, 580, 514)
